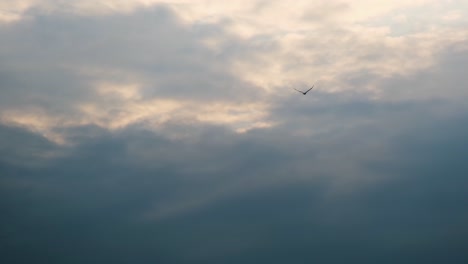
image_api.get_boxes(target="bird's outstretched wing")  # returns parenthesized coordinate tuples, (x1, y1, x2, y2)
(303, 85, 314, 94)
(293, 88, 305, 94)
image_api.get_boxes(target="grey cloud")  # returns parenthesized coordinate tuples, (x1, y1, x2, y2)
(0, 5, 260, 116)
(2, 95, 468, 263)
(2, 2, 468, 263)
(379, 42, 468, 101)
(302, 1, 350, 23)
(0, 123, 59, 167)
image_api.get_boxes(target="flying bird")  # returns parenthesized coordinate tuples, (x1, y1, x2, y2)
(293, 85, 314, 95)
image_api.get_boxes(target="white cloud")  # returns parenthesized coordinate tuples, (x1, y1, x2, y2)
(1, 0, 468, 143)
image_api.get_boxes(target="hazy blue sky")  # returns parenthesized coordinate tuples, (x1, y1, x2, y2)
(1, 1, 468, 263)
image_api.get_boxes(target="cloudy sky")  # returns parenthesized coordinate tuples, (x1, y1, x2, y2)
(1, 0, 468, 263)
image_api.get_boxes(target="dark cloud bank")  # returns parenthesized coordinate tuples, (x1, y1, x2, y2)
(1, 5, 468, 264)
(2, 97, 468, 264)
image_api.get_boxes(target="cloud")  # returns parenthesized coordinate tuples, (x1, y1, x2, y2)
(0, 5, 270, 141)
(1, 1, 468, 263)
(1, 0, 467, 142)
(2, 96, 468, 263)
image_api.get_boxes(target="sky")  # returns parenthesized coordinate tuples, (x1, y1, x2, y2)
(1, 0, 468, 263)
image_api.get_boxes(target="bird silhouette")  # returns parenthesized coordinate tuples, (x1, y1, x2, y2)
(293, 85, 314, 95)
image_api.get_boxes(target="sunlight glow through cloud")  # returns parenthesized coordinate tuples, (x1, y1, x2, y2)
(1, 0, 467, 140)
